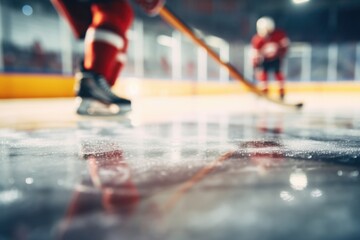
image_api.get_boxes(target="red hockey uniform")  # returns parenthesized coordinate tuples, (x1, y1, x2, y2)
(251, 29, 289, 65)
(51, 0, 163, 115)
(52, 0, 134, 86)
(251, 29, 290, 99)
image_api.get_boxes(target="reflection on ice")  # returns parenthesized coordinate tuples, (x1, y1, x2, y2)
(350, 171, 359, 178)
(0, 189, 23, 204)
(25, 178, 34, 185)
(289, 170, 308, 191)
(280, 191, 295, 202)
(0, 110, 360, 239)
(311, 189, 323, 198)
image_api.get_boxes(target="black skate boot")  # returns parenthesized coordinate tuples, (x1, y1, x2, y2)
(279, 89, 285, 101)
(75, 70, 131, 116)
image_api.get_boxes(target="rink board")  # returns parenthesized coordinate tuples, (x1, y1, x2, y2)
(1, 74, 360, 99)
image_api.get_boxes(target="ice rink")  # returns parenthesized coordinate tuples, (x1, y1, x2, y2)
(1, 93, 360, 239)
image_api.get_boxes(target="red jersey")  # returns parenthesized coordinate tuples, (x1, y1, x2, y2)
(251, 29, 289, 61)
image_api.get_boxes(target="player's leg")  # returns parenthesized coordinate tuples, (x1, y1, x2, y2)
(106, 32, 130, 86)
(275, 72, 285, 100)
(256, 62, 269, 95)
(83, 0, 133, 83)
(76, 0, 134, 115)
(107, 50, 128, 86)
(257, 70, 269, 94)
(274, 59, 285, 100)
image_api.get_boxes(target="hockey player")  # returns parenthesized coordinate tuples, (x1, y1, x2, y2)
(251, 17, 290, 100)
(51, 0, 165, 115)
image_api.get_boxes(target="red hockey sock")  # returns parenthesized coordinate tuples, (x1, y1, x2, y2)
(83, 0, 133, 86)
(275, 72, 284, 82)
(275, 72, 285, 95)
(83, 28, 125, 85)
(84, 39, 117, 80)
(107, 52, 127, 86)
(257, 71, 269, 93)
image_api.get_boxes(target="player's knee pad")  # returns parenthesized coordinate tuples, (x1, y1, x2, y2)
(91, 0, 134, 43)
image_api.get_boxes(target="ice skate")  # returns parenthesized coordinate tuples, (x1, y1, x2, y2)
(75, 70, 131, 116)
(279, 89, 285, 101)
(280, 93, 285, 101)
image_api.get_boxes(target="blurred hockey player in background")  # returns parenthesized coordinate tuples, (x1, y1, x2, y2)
(251, 17, 290, 100)
(51, 0, 164, 115)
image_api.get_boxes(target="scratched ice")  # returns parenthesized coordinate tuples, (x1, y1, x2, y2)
(1, 105, 360, 240)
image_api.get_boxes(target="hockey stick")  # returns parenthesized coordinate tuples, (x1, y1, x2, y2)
(158, 7, 303, 109)
(163, 151, 235, 212)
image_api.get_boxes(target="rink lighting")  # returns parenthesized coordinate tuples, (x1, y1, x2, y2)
(25, 177, 34, 184)
(205, 35, 227, 47)
(22, 5, 33, 16)
(289, 170, 308, 191)
(157, 35, 173, 47)
(280, 191, 295, 202)
(292, 0, 310, 4)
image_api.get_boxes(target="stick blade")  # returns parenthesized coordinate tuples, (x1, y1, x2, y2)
(295, 103, 304, 109)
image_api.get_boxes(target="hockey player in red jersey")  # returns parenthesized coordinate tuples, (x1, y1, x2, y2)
(251, 17, 290, 100)
(51, 0, 164, 115)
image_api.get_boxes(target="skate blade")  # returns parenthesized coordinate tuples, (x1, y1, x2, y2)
(76, 98, 131, 116)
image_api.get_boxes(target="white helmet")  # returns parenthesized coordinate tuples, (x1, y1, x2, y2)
(256, 17, 275, 37)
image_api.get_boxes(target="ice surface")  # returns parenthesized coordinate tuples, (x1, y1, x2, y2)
(0, 94, 360, 239)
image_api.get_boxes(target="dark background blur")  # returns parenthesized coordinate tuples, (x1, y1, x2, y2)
(156, 0, 360, 42)
(4, 0, 360, 43)
(1, 0, 360, 81)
